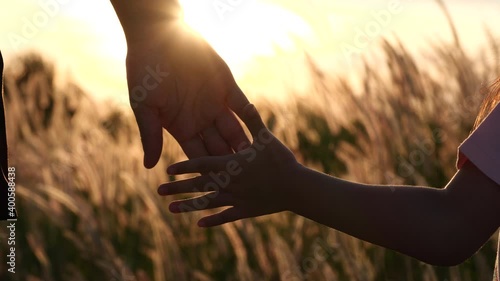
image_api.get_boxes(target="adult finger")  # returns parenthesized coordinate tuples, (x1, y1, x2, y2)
(169, 192, 233, 213)
(198, 207, 243, 227)
(215, 108, 250, 152)
(179, 135, 210, 159)
(226, 86, 250, 119)
(132, 106, 163, 169)
(201, 126, 233, 156)
(226, 87, 253, 148)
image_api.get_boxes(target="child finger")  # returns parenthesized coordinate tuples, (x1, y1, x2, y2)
(158, 175, 215, 195)
(169, 193, 233, 213)
(167, 156, 229, 175)
(240, 103, 267, 139)
(197, 207, 243, 227)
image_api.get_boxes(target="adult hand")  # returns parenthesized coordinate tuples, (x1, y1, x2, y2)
(112, 1, 251, 168)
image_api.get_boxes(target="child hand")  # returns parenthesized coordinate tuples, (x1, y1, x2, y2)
(158, 104, 301, 227)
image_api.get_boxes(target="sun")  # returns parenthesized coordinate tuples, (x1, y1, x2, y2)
(178, 0, 314, 75)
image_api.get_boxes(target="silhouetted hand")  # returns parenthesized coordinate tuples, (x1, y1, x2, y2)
(111, 1, 251, 168)
(158, 104, 300, 227)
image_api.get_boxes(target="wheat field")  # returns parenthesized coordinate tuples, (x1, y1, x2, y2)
(1, 22, 499, 281)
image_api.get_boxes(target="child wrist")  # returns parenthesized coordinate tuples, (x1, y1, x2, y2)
(283, 162, 307, 213)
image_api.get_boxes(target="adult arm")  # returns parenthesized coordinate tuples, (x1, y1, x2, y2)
(110, 0, 181, 42)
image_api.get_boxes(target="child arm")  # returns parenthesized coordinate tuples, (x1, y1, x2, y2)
(288, 160, 500, 266)
(160, 104, 500, 266)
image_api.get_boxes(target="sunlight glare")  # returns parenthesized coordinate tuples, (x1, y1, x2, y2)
(179, 0, 315, 70)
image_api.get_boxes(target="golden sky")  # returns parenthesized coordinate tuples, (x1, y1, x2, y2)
(1, 0, 499, 106)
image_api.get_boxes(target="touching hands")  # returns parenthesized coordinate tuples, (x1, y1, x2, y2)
(112, 1, 252, 167)
(158, 104, 301, 227)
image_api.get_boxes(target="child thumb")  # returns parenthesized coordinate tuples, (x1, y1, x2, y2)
(241, 104, 266, 138)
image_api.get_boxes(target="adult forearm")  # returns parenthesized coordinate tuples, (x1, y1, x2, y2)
(110, 0, 182, 41)
(288, 165, 462, 265)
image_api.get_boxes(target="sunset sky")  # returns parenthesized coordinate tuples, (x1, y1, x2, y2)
(1, 0, 499, 106)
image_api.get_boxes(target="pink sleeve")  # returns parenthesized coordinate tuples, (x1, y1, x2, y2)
(457, 103, 500, 185)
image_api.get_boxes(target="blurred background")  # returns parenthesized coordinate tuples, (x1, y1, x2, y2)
(1, 0, 500, 280)
(2, 0, 499, 103)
